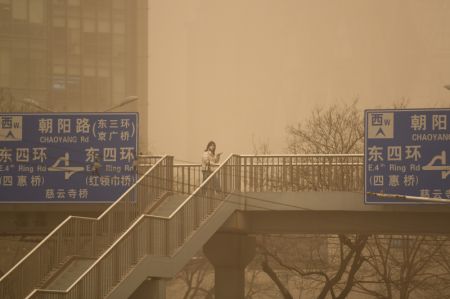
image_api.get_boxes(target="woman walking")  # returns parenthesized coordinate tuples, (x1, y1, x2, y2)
(201, 141, 222, 182)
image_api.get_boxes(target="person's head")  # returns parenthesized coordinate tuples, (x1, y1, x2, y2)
(205, 141, 216, 154)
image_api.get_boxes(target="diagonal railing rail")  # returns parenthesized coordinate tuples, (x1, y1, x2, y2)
(138, 155, 203, 191)
(139, 156, 203, 193)
(0, 156, 173, 299)
(23, 154, 364, 299)
(136, 155, 162, 177)
(137, 155, 162, 165)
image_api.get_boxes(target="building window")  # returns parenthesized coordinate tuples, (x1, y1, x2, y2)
(52, 75, 66, 90)
(52, 41, 66, 64)
(52, 65, 65, 75)
(66, 75, 80, 93)
(82, 75, 96, 96)
(29, 0, 45, 24)
(112, 69, 124, 95)
(82, 66, 95, 76)
(11, 49, 28, 88)
(68, 65, 80, 76)
(82, 32, 96, 63)
(30, 50, 47, 89)
(68, 29, 80, 57)
(12, 0, 28, 35)
(98, 19, 110, 33)
(52, 17, 65, 28)
(81, 0, 96, 18)
(52, 0, 65, 17)
(0, 48, 10, 87)
(68, 18, 80, 29)
(112, 34, 124, 62)
(112, 22, 124, 34)
(82, 19, 95, 32)
(0, 1, 12, 33)
(68, 1, 80, 18)
(12, 0, 26, 21)
(97, 33, 111, 60)
(97, 0, 110, 19)
(68, 0, 80, 6)
(97, 76, 110, 102)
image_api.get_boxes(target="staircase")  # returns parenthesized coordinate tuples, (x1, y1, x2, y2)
(0, 156, 173, 299)
(23, 155, 239, 298)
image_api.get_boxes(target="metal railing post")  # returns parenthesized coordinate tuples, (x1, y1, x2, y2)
(165, 220, 170, 256)
(166, 156, 174, 193)
(234, 155, 241, 192)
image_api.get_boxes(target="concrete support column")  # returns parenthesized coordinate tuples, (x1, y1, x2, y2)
(129, 278, 166, 299)
(203, 233, 256, 299)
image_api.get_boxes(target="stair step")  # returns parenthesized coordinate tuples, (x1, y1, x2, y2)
(44, 257, 96, 291)
(151, 194, 189, 217)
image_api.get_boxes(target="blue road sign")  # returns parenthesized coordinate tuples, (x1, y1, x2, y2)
(0, 113, 138, 203)
(365, 109, 450, 204)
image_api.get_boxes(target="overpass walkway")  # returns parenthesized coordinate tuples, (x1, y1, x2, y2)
(1, 154, 449, 299)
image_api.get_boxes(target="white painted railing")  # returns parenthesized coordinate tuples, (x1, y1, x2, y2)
(26, 155, 241, 299)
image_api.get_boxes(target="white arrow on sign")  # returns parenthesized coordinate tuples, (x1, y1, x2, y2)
(48, 152, 85, 180)
(422, 151, 450, 179)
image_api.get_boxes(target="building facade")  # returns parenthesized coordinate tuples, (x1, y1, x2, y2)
(0, 0, 148, 151)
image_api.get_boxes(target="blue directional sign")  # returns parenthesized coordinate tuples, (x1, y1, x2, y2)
(0, 113, 138, 203)
(365, 109, 450, 204)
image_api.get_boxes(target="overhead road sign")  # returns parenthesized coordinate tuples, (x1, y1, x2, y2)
(0, 113, 138, 203)
(365, 109, 450, 204)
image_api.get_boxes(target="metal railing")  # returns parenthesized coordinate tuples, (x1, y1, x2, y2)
(136, 155, 162, 177)
(0, 156, 173, 299)
(138, 157, 203, 194)
(173, 164, 202, 194)
(240, 154, 363, 192)
(168, 155, 363, 195)
(137, 155, 162, 166)
(21, 154, 364, 299)
(26, 155, 241, 299)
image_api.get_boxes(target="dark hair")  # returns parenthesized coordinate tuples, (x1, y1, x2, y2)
(205, 141, 216, 155)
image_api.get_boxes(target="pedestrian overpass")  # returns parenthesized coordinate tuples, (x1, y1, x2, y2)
(1, 154, 450, 299)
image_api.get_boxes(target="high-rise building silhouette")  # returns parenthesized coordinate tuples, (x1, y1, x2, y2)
(0, 0, 148, 151)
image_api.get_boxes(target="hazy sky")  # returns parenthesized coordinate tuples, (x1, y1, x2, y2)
(148, 0, 450, 162)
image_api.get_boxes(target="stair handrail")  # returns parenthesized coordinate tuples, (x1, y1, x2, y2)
(25, 154, 240, 298)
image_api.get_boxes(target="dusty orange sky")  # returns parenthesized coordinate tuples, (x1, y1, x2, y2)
(148, 0, 450, 162)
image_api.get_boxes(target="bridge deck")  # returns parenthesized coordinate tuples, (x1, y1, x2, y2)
(235, 191, 450, 212)
(220, 192, 450, 235)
